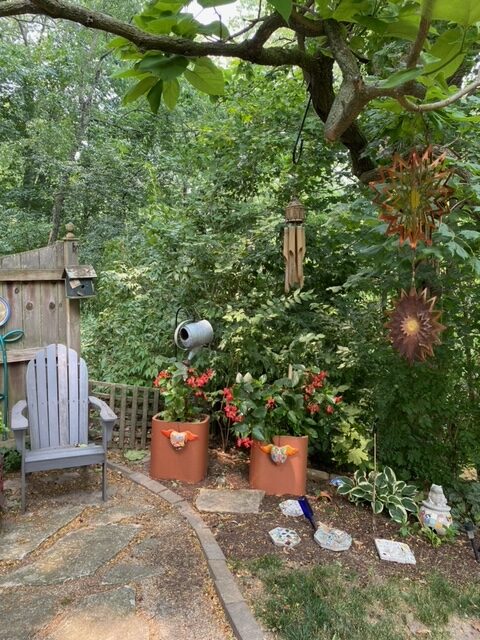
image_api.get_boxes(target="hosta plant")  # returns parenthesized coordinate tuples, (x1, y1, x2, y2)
(336, 467, 419, 525)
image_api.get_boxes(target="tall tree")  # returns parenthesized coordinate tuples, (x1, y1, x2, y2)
(1, 0, 479, 180)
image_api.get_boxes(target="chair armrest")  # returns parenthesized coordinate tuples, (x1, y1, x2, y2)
(11, 400, 28, 452)
(89, 396, 117, 443)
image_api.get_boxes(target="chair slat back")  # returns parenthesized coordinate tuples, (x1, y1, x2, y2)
(26, 344, 89, 450)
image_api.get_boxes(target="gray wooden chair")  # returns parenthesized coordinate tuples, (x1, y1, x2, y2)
(11, 344, 117, 512)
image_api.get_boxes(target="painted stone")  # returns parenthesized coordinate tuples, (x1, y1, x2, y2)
(418, 484, 453, 536)
(279, 500, 304, 517)
(375, 538, 416, 564)
(314, 522, 352, 552)
(269, 527, 301, 548)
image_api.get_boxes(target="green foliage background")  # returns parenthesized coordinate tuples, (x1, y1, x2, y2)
(1, 5, 480, 482)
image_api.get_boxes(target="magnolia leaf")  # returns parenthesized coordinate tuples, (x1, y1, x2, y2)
(163, 79, 180, 110)
(267, 0, 292, 22)
(153, 0, 186, 12)
(379, 67, 424, 89)
(197, 0, 236, 7)
(184, 58, 225, 95)
(107, 36, 131, 49)
(140, 16, 179, 34)
(137, 54, 189, 80)
(123, 76, 158, 104)
(197, 20, 230, 38)
(431, 0, 480, 26)
(147, 80, 164, 113)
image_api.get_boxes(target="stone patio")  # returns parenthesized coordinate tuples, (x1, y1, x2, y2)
(0, 469, 235, 640)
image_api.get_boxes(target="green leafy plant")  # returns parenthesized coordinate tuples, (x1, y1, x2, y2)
(337, 466, 419, 524)
(0, 447, 21, 473)
(123, 449, 148, 462)
(219, 366, 369, 463)
(420, 525, 457, 547)
(445, 480, 480, 526)
(153, 360, 215, 422)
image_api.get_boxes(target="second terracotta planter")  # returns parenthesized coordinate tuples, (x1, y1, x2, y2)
(249, 435, 308, 496)
(150, 414, 209, 483)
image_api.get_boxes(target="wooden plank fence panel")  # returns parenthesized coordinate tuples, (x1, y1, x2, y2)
(89, 380, 162, 449)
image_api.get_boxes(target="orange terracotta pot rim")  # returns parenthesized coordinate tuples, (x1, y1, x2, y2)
(152, 414, 210, 424)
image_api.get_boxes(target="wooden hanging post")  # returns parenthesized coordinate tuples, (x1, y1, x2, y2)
(283, 198, 305, 293)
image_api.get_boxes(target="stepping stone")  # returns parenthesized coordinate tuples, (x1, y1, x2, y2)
(0, 505, 84, 561)
(88, 503, 153, 525)
(45, 587, 149, 640)
(314, 522, 352, 552)
(101, 537, 163, 584)
(0, 590, 59, 640)
(375, 538, 416, 564)
(0, 524, 140, 586)
(269, 527, 301, 548)
(195, 489, 265, 514)
(101, 563, 162, 585)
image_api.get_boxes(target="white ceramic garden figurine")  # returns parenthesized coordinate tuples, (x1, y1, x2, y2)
(418, 484, 453, 536)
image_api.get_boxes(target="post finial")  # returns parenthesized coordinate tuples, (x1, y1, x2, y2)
(64, 223, 76, 240)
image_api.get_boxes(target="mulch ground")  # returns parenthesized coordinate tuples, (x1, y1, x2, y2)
(121, 448, 480, 586)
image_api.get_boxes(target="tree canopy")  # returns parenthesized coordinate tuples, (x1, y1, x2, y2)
(1, 0, 480, 179)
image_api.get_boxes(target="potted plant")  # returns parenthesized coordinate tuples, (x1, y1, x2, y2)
(220, 367, 344, 495)
(150, 361, 215, 483)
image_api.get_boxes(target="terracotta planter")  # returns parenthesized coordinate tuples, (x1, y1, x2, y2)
(150, 414, 209, 483)
(249, 435, 308, 496)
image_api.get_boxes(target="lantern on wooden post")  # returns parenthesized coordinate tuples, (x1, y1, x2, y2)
(283, 197, 305, 293)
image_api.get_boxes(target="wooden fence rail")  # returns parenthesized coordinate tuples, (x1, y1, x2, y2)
(89, 380, 161, 449)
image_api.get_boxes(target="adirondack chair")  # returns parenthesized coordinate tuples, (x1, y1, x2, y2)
(11, 344, 117, 512)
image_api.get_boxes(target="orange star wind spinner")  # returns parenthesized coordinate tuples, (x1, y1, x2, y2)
(386, 288, 446, 363)
(370, 147, 454, 249)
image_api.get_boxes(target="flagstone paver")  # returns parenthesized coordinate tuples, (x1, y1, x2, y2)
(0, 505, 85, 561)
(0, 524, 140, 587)
(196, 489, 265, 514)
(44, 587, 150, 640)
(0, 590, 59, 640)
(0, 469, 237, 640)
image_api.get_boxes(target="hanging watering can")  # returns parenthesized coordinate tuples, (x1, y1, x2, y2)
(174, 319, 213, 361)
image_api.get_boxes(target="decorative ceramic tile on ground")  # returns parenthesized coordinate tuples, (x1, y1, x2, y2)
(279, 500, 303, 517)
(375, 538, 416, 564)
(314, 522, 352, 551)
(269, 527, 301, 548)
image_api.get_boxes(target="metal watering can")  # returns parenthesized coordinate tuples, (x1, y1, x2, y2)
(174, 319, 213, 361)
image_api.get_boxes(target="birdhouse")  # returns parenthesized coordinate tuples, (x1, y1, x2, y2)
(64, 265, 97, 299)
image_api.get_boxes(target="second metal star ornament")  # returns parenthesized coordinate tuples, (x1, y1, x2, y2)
(385, 288, 446, 363)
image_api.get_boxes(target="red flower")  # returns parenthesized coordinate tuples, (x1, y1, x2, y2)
(307, 403, 320, 414)
(265, 397, 276, 410)
(236, 437, 253, 449)
(334, 395, 343, 404)
(153, 370, 171, 387)
(194, 391, 207, 400)
(326, 405, 334, 414)
(223, 387, 234, 402)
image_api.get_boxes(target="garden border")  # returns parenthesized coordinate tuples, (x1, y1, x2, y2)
(107, 460, 266, 640)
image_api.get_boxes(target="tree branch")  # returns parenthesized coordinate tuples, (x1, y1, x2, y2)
(397, 70, 480, 112)
(0, 0, 41, 17)
(406, 0, 434, 69)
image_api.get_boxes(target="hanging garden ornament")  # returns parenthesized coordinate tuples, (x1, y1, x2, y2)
(283, 197, 305, 293)
(386, 288, 446, 363)
(370, 147, 454, 249)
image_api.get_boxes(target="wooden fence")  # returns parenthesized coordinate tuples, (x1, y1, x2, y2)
(89, 380, 161, 449)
